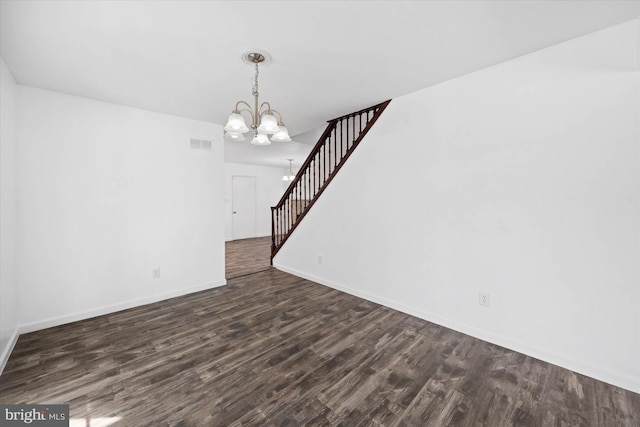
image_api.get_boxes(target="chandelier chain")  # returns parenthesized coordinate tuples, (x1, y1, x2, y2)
(252, 63, 259, 96)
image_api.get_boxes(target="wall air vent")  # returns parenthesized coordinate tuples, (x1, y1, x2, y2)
(190, 138, 213, 151)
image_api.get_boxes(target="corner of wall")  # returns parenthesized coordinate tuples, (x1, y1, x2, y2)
(0, 329, 19, 376)
(0, 56, 19, 377)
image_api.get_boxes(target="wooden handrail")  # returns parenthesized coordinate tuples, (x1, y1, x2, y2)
(271, 100, 391, 261)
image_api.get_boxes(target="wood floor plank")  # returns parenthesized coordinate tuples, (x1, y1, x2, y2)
(1, 236, 639, 425)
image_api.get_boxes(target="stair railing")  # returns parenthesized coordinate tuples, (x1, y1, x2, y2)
(271, 100, 391, 260)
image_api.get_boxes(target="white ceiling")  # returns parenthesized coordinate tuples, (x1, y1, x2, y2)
(1, 1, 639, 169)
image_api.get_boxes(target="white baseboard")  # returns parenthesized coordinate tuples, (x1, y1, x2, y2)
(274, 263, 640, 394)
(0, 327, 19, 376)
(19, 280, 227, 334)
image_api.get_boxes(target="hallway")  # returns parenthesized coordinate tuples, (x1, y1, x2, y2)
(225, 236, 272, 279)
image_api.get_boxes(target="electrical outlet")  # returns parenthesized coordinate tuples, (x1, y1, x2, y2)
(479, 292, 490, 307)
(317, 254, 323, 264)
(152, 268, 161, 279)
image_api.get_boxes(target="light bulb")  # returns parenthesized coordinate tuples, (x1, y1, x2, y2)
(271, 125, 291, 142)
(257, 114, 279, 134)
(225, 131, 246, 141)
(224, 112, 249, 133)
(251, 133, 271, 145)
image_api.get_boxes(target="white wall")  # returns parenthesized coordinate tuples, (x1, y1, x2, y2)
(17, 87, 226, 331)
(224, 162, 287, 241)
(0, 57, 19, 372)
(275, 20, 640, 393)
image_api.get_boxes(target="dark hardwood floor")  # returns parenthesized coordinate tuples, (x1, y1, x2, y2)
(1, 238, 639, 426)
(225, 236, 272, 279)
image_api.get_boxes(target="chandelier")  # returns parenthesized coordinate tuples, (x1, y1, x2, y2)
(224, 51, 291, 145)
(283, 158, 295, 181)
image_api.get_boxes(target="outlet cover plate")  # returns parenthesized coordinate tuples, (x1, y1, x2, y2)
(479, 292, 490, 307)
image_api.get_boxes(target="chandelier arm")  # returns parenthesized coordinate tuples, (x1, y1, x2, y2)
(259, 102, 273, 116)
(234, 100, 253, 113)
(233, 101, 256, 127)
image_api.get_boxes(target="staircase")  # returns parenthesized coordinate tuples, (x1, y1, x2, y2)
(271, 100, 391, 261)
